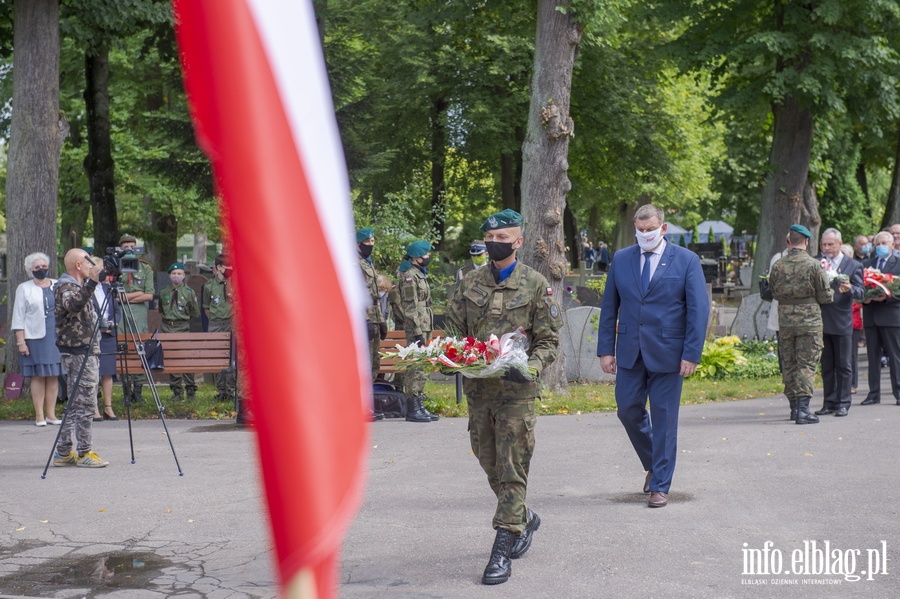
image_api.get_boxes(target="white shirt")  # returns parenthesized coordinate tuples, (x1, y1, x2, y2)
(641, 239, 667, 282)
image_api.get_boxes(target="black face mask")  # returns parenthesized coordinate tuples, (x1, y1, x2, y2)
(358, 243, 374, 259)
(32, 269, 49, 280)
(486, 241, 516, 262)
(418, 256, 432, 268)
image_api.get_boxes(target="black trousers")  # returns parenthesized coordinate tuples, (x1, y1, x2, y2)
(864, 325, 900, 402)
(821, 333, 852, 409)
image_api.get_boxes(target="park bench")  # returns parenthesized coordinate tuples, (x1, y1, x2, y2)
(116, 332, 233, 375)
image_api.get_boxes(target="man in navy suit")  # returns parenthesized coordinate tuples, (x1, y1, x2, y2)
(597, 204, 709, 508)
(861, 231, 900, 406)
(815, 228, 865, 417)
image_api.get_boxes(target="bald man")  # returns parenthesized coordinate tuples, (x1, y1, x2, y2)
(52, 248, 109, 468)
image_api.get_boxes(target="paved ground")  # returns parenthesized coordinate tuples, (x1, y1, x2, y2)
(2, 350, 899, 598)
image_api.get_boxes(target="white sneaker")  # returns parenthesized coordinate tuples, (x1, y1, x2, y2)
(35, 421, 47, 427)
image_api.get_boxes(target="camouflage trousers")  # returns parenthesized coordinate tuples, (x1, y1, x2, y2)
(208, 319, 236, 398)
(161, 320, 196, 394)
(57, 353, 99, 455)
(369, 328, 381, 381)
(467, 394, 536, 535)
(403, 331, 430, 397)
(780, 332, 823, 400)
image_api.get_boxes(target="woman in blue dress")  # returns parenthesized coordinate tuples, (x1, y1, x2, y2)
(11, 252, 63, 426)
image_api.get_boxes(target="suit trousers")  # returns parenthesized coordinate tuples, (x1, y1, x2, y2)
(851, 328, 862, 389)
(614, 354, 683, 494)
(821, 333, 852, 409)
(864, 325, 900, 402)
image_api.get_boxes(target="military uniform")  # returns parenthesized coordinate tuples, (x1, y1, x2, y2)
(202, 276, 236, 400)
(160, 282, 201, 398)
(399, 264, 432, 397)
(361, 256, 386, 380)
(117, 259, 155, 399)
(770, 246, 833, 421)
(447, 261, 561, 534)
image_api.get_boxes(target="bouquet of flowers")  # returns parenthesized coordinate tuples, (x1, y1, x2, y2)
(820, 258, 849, 285)
(862, 268, 900, 300)
(383, 328, 537, 380)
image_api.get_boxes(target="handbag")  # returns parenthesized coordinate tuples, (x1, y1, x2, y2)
(144, 329, 165, 370)
(759, 275, 773, 302)
(4, 373, 25, 399)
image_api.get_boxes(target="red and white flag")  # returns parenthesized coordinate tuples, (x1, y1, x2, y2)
(172, 1, 371, 597)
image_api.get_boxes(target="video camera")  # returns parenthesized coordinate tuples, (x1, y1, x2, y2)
(103, 246, 142, 276)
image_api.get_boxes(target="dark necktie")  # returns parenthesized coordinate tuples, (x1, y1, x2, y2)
(878, 258, 886, 271)
(641, 251, 653, 293)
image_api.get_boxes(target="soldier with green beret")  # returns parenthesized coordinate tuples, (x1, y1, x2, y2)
(446, 209, 561, 585)
(769, 224, 833, 423)
(397, 239, 438, 423)
(116, 234, 154, 403)
(202, 254, 236, 402)
(159, 262, 201, 401)
(357, 228, 388, 420)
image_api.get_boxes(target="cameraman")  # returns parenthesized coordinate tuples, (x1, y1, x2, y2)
(52, 248, 109, 468)
(116, 234, 155, 403)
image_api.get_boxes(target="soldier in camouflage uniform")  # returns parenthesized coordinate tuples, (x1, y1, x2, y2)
(446, 209, 562, 585)
(202, 254, 236, 402)
(160, 262, 201, 401)
(116, 234, 155, 403)
(52, 248, 109, 468)
(769, 224, 834, 424)
(358, 228, 387, 420)
(398, 240, 439, 423)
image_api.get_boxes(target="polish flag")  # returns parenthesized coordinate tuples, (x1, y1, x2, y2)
(172, 1, 371, 597)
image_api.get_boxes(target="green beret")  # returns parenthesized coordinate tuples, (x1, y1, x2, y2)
(119, 233, 137, 244)
(789, 224, 812, 239)
(356, 228, 375, 243)
(167, 262, 186, 273)
(480, 209, 523, 232)
(406, 240, 431, 258)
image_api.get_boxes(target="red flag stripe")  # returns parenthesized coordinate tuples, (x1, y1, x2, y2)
(173, 0, 370, 593)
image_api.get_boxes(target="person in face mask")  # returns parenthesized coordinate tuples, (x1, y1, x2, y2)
(397, 240, 438, 423)
(854, 235, 872, 261)
(446, 209, 562, 584)
(597, 204, 710, 508)
(861, 231, 900, 407)
(159, 262, 201, 401)
(456, 240, 488, 281)
(116, 234, 155, 404)
(203, 254, 236, 402)
(357, 228, 389, 421)
(11, 252, 63, 427)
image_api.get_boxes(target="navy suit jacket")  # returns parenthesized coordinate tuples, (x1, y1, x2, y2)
(598, 241, 710, 373)
(862, 254, 900, 328)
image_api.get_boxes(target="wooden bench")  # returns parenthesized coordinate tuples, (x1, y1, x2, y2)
(116, 332, 233, 375)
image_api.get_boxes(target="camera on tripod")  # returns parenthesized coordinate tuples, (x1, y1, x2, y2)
(103, 246, 142, 276)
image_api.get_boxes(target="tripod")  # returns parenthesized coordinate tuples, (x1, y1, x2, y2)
(42, 275, 184, 478)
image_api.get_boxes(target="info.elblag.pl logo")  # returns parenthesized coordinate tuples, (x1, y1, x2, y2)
(741, 541, 889, 584)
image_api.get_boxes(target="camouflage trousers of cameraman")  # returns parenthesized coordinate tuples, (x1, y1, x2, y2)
(56, 354, 99, 456)
(467, 394, 536, 535)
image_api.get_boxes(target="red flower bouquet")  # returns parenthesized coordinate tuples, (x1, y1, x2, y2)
(862, 268, 900, 300)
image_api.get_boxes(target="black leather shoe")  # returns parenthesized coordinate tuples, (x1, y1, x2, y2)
(510, 509, 541, 559)
(482, 529, 516, 585)
(860, 397, 880, 405)
(834, 407, 848, 417)
(371, 410, 385, 421)
(643, 470, 652, 494)
(815, 406, 835, 416)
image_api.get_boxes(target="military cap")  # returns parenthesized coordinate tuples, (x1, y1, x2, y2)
(789, 224, 812, 239)
(480, 209, 523, 232)
(469, 241, 487, 255)
(406, 240, 432, 258)
(356, 227, 375, 243)
(119, 233, 137, 244)
(167, 262, 186, 273)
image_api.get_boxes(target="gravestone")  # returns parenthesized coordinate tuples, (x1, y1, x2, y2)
(729, 293, 776, 341)
(575, 285, 601, 307)
(560, 306, 614, 382)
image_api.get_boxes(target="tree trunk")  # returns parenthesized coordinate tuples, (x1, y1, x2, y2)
(751, 95, 817, 289)
(856, 161, 869, 203)
(564, 203, 579, 268)
(430, 96, 448, 245)
(500, 126, 525, 212)
(60, 195, 92, 253)
(85, 48, 119, 252)
(5, 0, 65, 375)
(520, 0, 583, 393)
(881, 124, 900, 229)
(148, 207, 178, 273)
(613, 199, 639, 254)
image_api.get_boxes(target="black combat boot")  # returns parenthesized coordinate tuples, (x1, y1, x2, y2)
(133, 383, 144, 403)
(482, 529, 516, 585)
(236, 399, 254, 426)
(186, 388, 197, 402)
(788, 398, 798, 421)
(123, 381, 134, 404)
(172, 388, 183, 402)
(510, 509, 541, 559)
(405, 395, 432, 423)
(418, 395, 440, 421)
(795, 397, 819, 424)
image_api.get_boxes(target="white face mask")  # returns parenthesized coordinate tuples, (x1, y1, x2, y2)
(635, 226, 664, 252)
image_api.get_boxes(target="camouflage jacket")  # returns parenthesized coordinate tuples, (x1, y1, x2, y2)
(360, 257, 384, 325)
(55, 273, 100, 352)
(202, 277, 234, 320)
(770, 248, 833, 334)
(399, 265, 431, 338)
(160, 284, 201, 321)
(447, 262, 562, 399)
(388, 284, 405, 331)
